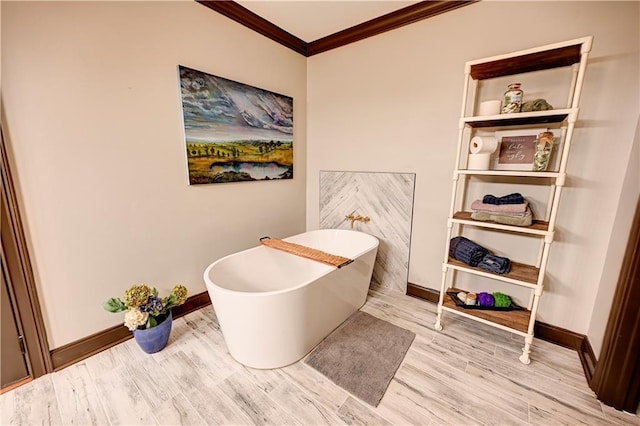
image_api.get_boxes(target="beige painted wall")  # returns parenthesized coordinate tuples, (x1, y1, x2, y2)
(306, 1, 639, 335)
(587, 118, 639, 357)
(2, 1, 307, 348)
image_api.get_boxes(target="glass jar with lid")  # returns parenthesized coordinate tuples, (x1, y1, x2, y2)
(502, 83, 523, 114)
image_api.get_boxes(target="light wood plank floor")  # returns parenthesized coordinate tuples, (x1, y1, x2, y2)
(2, 287, 638, 425)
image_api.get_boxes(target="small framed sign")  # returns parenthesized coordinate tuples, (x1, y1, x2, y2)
(494, 128, 547, 171)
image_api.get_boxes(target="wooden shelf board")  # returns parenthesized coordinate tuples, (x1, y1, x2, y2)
(443, 287, 531, 333)
(469, 44, 582, 80)
(456, 170, 561, 178)
(452, 211, 550, 234)
(447, 257, 540, 286)
(463, 109, 573, 128)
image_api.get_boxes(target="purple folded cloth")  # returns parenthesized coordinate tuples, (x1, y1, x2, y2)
(470, 199, 529, 213)
(483, 193, 525, 205)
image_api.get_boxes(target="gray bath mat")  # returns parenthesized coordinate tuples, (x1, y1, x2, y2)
(304, 311, 415, 407)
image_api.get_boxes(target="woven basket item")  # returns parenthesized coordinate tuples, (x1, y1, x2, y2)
(449, 236, 489, 267)
(260, 238, 354, 268)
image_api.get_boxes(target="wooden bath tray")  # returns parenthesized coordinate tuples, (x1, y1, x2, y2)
(260, 237, 354, 268)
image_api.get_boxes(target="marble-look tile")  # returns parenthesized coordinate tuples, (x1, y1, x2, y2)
(92, 365, 156, 425)
(153, 392, 206, 425)
(320, 171, 415, 293)
(337, 396, 392, 425)
(0, 385, 18, 425)
(269, 380, 346, 425)
(11, 375, 62, 425)
(50, 362, 109, 425)
(218, 370, 300, 425)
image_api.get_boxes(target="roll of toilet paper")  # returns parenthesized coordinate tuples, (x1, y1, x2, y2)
(468, 153, 492, 170)
(477, 100, 501, 116)
(470, 136, 498, 154)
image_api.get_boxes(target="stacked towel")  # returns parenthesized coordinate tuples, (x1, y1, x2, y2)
(449, 236, 489, 267)
(478, 254, 511, 274)
(470, 200, 529, 213)
(471, 193, 532, 227)
(483, 193, 525, 205)
(471, 210, 532, 227)
(449, 236, 512, 275)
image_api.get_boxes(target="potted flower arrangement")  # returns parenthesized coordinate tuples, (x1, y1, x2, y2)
(103, 283, 188, 353)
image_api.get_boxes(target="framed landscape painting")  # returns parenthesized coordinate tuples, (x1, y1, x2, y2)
(178, 65, 293, 184)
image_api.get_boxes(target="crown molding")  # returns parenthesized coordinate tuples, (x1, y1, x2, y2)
(196, 1, 308, 56)
(307, 1, 478, 56)
(196, 0, 478, 57)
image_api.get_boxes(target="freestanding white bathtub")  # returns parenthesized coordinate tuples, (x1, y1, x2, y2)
(203, 229, 379, 369)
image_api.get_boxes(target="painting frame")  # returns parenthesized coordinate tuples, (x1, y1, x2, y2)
(493, 128, 547, 171)
(177, 65, 294, 185)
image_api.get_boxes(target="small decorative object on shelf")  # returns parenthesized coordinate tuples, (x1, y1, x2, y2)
(466, 292, 477, 305)
(493, 292, 511, 308)
(449, 236, 512, 274)
(502, 83, 524, 113)
(471, 193, 533, 227)
(103, 283, 188, 353)
(477, 292, 495, 307)
(533, 131, 555, 171)
(446, 290, 521, 311)
(477, 99, 502, 116)
(521, 99, 553, 112)
(468, 136, 498, 170)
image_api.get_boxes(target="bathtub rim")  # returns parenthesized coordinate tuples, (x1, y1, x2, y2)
(203, 229, 379, 297)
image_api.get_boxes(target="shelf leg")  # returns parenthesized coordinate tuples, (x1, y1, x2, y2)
(434, 307, 443, 331)
(519, 335, 533, 364)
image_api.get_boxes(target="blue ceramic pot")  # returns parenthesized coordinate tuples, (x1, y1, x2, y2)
(133, 310, 172, 354)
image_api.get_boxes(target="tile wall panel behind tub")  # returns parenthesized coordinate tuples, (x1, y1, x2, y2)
(319, 171, 415, 293)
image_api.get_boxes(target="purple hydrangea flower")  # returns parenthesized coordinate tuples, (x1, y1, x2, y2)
(140, 295, 164, 314)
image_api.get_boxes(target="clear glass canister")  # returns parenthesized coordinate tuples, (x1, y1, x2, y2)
(502, 83, 523, 114)
(533, 131, 554, 171)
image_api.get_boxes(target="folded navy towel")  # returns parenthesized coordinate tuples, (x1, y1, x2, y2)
(449, 236, 489, 267)
(478, 254, 511, 274)
(482, 193, 525, 205)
